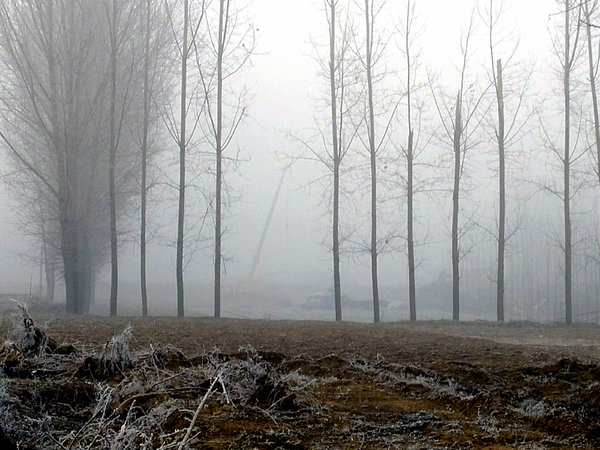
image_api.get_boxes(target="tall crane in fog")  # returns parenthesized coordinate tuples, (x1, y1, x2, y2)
(247, 168, 287, 282)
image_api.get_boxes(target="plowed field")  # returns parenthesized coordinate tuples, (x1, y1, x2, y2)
(1, 311, 599, 448)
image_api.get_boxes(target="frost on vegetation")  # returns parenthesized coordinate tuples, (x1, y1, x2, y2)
(436, 378, 475, 400)
(237, 343, 258, 358)
(349, 356, 475, 401)
(0, 373, 34, 444)
(523, 374, 554, 385)
(0, 309, 326, 449)
(219, 357, 270, 402)
(476, 413, 499, 435)
(216, 353, 319, 409)
(517, 398, 554, 418)
(3, 302, 71, 359)
(63, 385, 177, 450)
(0, 370, 9, 403)
(8, 303, 45, 355)
(99, 403, 167, 450)
(102, 323, 135, 369)
(93, 384, 115, 418)
(117, 376, 144, 399)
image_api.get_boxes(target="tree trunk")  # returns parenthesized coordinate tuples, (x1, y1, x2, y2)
(329, 0, 342, 322)
(214, 0, 225, 319)
(108, 0, 119, 317)
(62, 221, 92, 314)
(364, 0, 380, 323)
(42, 230, 56, 304)
(80, 243, 93, 314)
(333, 160, 342, 321)
(496, 59, 505, 322)
(140, 0, 151, 317)
(177, 0, 189, 318)
(45, 257, 55, 304)
(405, 3, 416, 321)
(452, 92, 462, 321)
(564, 0, 573, 324)
(407, 130, 416, 321)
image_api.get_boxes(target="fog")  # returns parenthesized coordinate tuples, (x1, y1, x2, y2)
(2, 0, 599, 322)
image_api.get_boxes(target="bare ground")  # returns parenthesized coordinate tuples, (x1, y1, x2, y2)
(1, 310, 600, 449)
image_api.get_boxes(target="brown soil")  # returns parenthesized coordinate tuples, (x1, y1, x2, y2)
(1, 313, 599, 449)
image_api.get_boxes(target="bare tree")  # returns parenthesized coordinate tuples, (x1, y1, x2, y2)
(197, 0, 253, 318)
(136, 0, 170, 316)
(140, 0, 153, 317)
(294, 0, 359, 321)
(328, 0, 345, 322)
(561, 0, 581, 325)
(106, 0, 137, 316)
(365, 0, 380, 323)
(177, 0, 190, 317)
(483, 0, 533, 322)
(162, 0, 206, 317)
(397, 0, 426, 322)
(355, 0, 399, 323)
(546, 0, 583, 324)
(2, 174, 60, 303)
(583, 1, 600, 211)
(430, 13, 489, 321)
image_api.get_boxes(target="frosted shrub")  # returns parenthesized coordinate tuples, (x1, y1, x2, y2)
(518, 399, 553, 418)
(8, 303, 39, 353)
(103, 323, 135, 369)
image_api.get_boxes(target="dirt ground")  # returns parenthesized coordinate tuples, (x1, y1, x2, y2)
(1, 310, 600, 449)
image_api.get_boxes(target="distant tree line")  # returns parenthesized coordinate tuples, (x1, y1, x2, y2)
(302, 0, 600, 324)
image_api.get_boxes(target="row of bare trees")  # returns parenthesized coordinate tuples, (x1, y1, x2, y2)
(306, 0, 600, 324)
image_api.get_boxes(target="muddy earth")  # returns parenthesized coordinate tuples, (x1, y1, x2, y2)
(1, 309, 599, 449)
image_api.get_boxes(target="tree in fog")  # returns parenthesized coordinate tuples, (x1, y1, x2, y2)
(137, 0, 170, 316)
(162, 0, 206, 317)
(430, 13, 489, 321)
(0, 0, 111, 313)
(3, 175, 60, 303)
(177, 0, 191, 318)
(325, 0, 348, 322)
(198, 0, 253, 318)
(542, 0, 583, 324)
(295, 1, 360, 321)
(397, 0, 426, 322)
(583, 1, 600, 214)
(140, 0, 153, 316)
(483, 0, 533, 322)
(356, 0, 399, 323)
(105, 0, 139, 316)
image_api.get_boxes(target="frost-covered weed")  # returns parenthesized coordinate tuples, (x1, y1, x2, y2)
(349, 356, 475, 400)
(517, 398, 553, 418)
(0, 370, 9, 403)
(8, 303, 40, 354)
(94, 384, 116, 418)
(103, 323, 135, 368)
(219, 357, 270, 401)
(0, 372, 24, 442)
(476, 413, 499, 435)
(237, 343, 258, 358)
